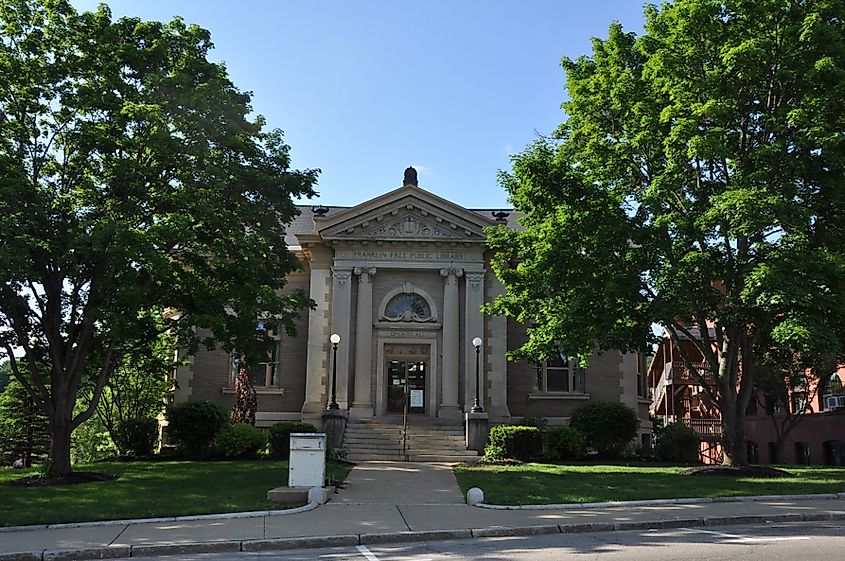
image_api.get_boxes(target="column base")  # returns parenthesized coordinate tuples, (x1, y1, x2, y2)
(438, 405, 463, 420)
(349, 404, 374, 419)
(465, 411, 489, 452)
(322, 409, 348, 450)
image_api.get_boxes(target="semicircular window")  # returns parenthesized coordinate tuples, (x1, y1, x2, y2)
(383, 293, 434, 322)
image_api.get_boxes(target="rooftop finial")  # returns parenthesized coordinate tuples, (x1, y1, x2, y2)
(403, 166, 418, 187)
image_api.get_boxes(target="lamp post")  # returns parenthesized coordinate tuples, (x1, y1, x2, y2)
(327, 333, 341, 410)
(471, 337, 484, 413)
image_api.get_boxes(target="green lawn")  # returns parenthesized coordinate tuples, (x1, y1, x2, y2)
(0, 460, 351, 527)
(453, 463, 845, 505)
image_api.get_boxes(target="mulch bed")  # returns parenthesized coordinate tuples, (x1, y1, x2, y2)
(3, 472, 118, 487)
(682, 465, 793, 478)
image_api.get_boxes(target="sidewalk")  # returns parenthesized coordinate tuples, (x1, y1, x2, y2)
(1, 461, 844, 561)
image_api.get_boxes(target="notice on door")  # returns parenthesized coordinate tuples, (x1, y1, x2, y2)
(410, 389, 424, 408)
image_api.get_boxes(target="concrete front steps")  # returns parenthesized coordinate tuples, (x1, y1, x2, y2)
(343, 418, 479, 463)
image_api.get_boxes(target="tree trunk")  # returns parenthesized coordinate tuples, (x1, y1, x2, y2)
(49, 412, 73, 477)
(720, 411, 749, 466)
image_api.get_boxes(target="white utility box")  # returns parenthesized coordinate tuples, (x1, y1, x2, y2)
(288, 432, 326, 488)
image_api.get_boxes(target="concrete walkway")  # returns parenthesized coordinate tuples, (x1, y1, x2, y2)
(333, 461, 464, 504)
(1, 462, 844, 561)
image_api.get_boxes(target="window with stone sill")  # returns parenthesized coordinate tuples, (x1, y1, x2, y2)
(534, 350, 585, 394)
(228, 323, 283, 389)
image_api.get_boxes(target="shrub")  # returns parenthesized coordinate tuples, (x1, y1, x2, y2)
(216, 423, 266, 458)
(166, 400, 229, 455)
(547, 425, 587, 461)
(480, 444, 508, 463)
(487, 425, 542, 461)
(116, 418, 159, 457)
(268, 421, 318, 459)
(569, 401, 640, 458)
(655, 422, 701, 463)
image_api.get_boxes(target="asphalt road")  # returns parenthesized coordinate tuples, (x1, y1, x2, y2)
(124, 520, 845, 561)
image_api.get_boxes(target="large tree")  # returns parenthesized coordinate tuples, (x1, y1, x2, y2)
(0, 0, 316, 476)
(487, 0, 845, 465)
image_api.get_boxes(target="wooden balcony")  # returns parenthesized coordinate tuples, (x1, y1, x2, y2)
(666, 361, 715, 384)
(682, 418, 722, 440)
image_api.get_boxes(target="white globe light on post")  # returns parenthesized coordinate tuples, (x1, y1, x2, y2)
(327, 333, 341, 410)
(471, 337, 484, 413)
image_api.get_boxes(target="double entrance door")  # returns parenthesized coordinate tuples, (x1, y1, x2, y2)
(385, 343, 429, 415)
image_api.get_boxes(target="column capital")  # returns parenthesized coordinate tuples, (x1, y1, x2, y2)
(440, 267, 464, 283)
(465, 271, 485, 291)
(353, 266, 377, 280)
(332, 269, 352, 285)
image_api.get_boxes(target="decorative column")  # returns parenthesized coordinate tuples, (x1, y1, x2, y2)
(301, 248, 333, 420)
(351, 267, 376, 418)
(464, 271, 486, 411)
(440, 268, 462, 418)
(487, 274, 511, 420)
(330, 269, 352, 409)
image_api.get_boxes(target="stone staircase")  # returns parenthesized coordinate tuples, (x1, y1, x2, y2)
(343, 418, 479, 463)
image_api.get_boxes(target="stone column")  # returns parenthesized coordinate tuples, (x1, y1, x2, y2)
(351, 267, 376, 418)
(487, 274, 511, 421)
(464, 271, 486, 411)
(301, 262, 332, 420)
(439, 267, 462, 419)
(330, 269, 352, 409)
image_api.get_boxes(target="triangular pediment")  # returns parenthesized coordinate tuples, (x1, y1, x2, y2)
(316, 185, 495, 242)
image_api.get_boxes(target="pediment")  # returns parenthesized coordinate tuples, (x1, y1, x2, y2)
(316, 185, 495, 242)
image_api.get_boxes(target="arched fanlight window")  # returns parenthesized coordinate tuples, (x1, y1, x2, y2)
(383, 293, 434, 323)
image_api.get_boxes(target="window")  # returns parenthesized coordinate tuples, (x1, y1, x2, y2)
(535, 350, 585, 393)
(383, 293, 434, 322)
(228, 323, 283, 388)
(745, 396, 758, 416)
(791, 391, 808, 413)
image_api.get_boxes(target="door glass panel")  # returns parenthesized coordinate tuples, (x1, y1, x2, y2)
(385, 359, 427, 414)
(386, 360, 406, 414)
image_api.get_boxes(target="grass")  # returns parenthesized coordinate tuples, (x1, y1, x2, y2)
(0, 459, 352, 527)
(453, 463, 845, 505)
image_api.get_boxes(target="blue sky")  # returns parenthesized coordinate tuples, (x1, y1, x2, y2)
(72, 1, 646, 208)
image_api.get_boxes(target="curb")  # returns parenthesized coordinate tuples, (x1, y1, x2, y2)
(2, 511, 844, 561)
(473, 492, 845, 510)
(0, 503, 320, 534)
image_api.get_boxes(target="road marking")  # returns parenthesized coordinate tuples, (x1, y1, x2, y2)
(678, 528, 811, 543)
(357, 545, 380, 561)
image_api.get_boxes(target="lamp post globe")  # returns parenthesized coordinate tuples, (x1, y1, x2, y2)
(471, 337, 484, 413)
(327, 333, 341, 410)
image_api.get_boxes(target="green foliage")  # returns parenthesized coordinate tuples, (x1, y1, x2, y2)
(92, 330, 176, 457)
(569, 402, 640, 458)
(71, 393, 118, 464)
(0, 361, 9, 393)
(115, 418, 159, 457)
(268, 421, 318, 459)
(547, 425, 587, 461)
(654, 422, 701, 463)
(215, 423, 266, 458)
(487, 425, 543, 461)
(71, 412, 117, 464)
(166, 401, 229, 455)
(0, 379, 50, 467)
(0, 0, 316, 476)
(480, 444, 509, 463)
(486, 0, 845, 465)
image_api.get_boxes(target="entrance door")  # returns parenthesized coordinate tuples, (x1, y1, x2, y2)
(386, 360, 427, 414)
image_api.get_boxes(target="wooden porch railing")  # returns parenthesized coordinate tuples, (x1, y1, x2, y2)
(682, 418, 722, 438)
